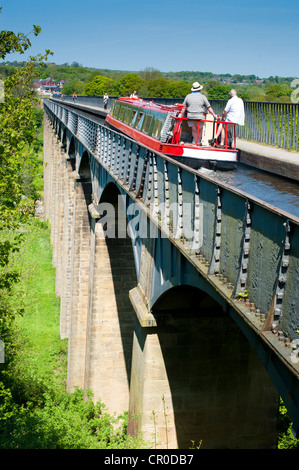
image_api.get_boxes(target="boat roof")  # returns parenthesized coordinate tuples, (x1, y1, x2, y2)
(116, 97, 183, 114)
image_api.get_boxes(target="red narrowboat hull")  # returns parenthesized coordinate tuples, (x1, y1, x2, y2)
(106, 100, 238, 171)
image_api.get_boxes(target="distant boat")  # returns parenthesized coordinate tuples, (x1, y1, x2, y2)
(106, 97, 238, 171)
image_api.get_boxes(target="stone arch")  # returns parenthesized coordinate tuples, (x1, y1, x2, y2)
(61, 127, 67, 150)
(152, 284, 214, 314)
(78, 150, 91, 180)
(68, 136, 76, 160)
(52, 115, 57, 132)
(129, 283, 279, 449)
(100, 181, 120, 205)
(57, 122, 62, 141)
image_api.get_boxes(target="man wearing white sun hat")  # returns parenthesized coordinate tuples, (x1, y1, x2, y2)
(180, 82, 217, 144)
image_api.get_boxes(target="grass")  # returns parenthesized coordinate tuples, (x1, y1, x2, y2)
(11, 217, 68, 392)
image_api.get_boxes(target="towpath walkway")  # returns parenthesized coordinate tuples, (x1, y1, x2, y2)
(237, 139, 299, 182)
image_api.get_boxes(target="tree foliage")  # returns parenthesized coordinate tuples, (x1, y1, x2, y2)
(61, 78, 85, 95)
(84, 74, 117, 96)
(146, 77, 169, 97)
(207, 84, 231, 100)
(2, 58, 295, 103)
(0, 8, 52, 335)
(0, 7, 41, 60)
(118, 73, 146, 96)
(0, 384, 145, 449)
(83, 73, 192, 99)
(263, 84, 292, 102)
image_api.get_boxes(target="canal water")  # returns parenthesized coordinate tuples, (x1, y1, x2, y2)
(198, 163, 299, 219)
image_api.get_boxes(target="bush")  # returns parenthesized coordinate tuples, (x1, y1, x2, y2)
(277, 398, 299, 449)
(0, 382, 144, 449)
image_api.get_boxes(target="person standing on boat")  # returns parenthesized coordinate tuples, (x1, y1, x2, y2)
(103, 92, 109, 110)
(211, 89, 245, 148)
(130, 90, 138, 98)
(180, 82, 217, 145)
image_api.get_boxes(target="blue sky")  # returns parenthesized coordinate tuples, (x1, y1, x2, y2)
(1, 0, 298, 78)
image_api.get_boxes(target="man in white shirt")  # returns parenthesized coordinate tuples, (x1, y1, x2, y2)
(211, 89, 245, 148)
(225, 89, 245, 125)
(103, 92, 109, 109)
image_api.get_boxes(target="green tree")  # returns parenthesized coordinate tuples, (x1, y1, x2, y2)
(0, 7, 52, 331)
(61, 78, 85, 95)
(84, 75, 118, 96)
(205, 80, 221, 91)
(147, 77, 169, 97)
(0, 8, 41, 59)
(265, 84, 292, 102)
(266, 84, 291, 98)
(139, 67, 162, 81)
(165, 80, 191, 98)
(118, 73, 146, 96)
(237, 90, 250, 101)
(244, 84, 266, 101)
(207, 85, 231, 100)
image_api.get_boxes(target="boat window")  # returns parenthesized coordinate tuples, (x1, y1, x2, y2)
(152, 118, 164, 139)
(110, 101, 115, 115)
(118, 105, 126, 122)
(136, 113, 145, 130)
(143, 115, 153, 134)
(124, 108, 133, 124)
(113, 102, 120, 118)
(131, 111, 137, 126)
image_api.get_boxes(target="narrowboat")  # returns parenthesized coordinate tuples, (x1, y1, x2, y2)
(105, 97, 238, 171)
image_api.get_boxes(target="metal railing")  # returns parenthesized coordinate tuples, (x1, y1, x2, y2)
(170, 114, 237, 149)
(209, 99, 299, 151)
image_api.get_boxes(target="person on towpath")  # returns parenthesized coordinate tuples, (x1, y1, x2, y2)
(103, 92, 109, 109)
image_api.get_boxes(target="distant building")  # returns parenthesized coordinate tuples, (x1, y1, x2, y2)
(221, 78, 234, 84)
(33, 77, 63, 93)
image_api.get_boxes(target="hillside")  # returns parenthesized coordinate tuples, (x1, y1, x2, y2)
(0, 61, 295, 102)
